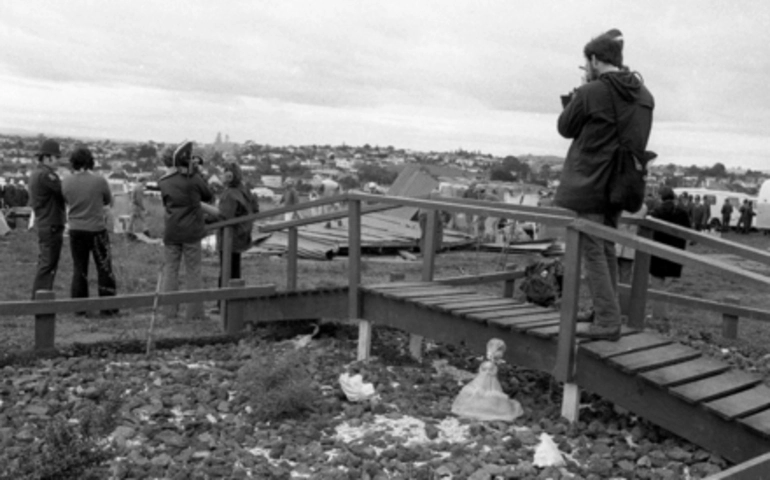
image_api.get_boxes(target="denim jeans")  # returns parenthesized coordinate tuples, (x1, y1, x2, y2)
(162, 242, 204, 320)
(31, 225, 64, 299)
(578, 212, 622, 327)
(69, 229, 118, 313)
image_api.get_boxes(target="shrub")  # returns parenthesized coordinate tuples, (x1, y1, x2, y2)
(0, 383, 124, 480)
(237, 348, 318, 421)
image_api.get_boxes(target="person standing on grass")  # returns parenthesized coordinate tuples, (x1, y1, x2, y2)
(128, 177, 149, 237)
(28, 139, 66, 298)
(691, 195, 705, 231)
(648, 186, 691, 324)
(61, 146, 118, 316)
(216, 162, 259, 290)
(159, 141, 216, 321)
(554, 28, 654, 341)
(721, 198, 733, 232)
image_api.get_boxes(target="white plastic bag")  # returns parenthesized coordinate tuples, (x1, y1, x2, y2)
(338, 372, 376, 402)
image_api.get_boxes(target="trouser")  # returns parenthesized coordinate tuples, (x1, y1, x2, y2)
(69, 229, 118, 313)
(722, 215, 730, 232)
(578, 211, 622, 327)
(162, 242, 204, 320)
(31, 225, 64, 299)
(218, 251, 242, 287)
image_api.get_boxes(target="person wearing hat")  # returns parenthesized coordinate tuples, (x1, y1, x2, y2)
(554, 29, 655, 341)
(158, 141, 216, 321)
(28, 139, 67, 298)
(61, 146, 118, 315)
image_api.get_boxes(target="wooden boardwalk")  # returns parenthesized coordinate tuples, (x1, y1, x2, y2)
(251, 281, 770, 465)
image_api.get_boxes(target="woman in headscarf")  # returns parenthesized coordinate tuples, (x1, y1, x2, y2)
(217, 162, 259, 288)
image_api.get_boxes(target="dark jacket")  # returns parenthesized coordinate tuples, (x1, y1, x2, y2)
(649, 200, 691, 279)
(159, 171, 213, 244)
(217, 186, 259, 253)
(28, 164, 66, 228)
(555, 70, 654, 213)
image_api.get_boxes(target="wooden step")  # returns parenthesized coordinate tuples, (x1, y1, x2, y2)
(640, 358, 731, 388)
(609, 344, 701, 373)
(704, 385, 770, 420)
(385, 288, 479, 299)
(418, 294, 493, 306)
(452, 303, 532, 315)
(366, 281, 436, 290)
(670, 371, 762, 404)
(491, 312, 561, 328)
(434, 298, 522, 310)
(466, 307, 550, 321)
(581, 332, 673, 360)
(740, 409, 770, 439)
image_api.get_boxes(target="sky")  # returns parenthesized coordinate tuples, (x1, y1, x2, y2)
(1, 1, 769, 171)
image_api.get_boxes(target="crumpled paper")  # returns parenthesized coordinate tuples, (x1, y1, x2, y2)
(338, 372, 376, 402)
(533, 432, 566, 467)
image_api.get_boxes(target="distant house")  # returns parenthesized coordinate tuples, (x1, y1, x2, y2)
(261, 175, 282, 188)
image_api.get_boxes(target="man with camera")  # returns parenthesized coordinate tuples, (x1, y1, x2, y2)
(554, 29, 655, 341)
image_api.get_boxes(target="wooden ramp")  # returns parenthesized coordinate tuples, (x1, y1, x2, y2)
(248, 282, 770, 464)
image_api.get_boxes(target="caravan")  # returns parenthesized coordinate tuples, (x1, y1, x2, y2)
(757, 180, 770, 233)
(672, 188, 757, 230)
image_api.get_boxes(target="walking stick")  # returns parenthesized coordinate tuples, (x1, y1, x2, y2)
(146, 267, 164, 356)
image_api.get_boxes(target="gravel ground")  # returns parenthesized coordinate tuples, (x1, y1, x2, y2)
(0, 322, 731, 479)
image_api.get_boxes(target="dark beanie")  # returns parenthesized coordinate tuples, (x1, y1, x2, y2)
(584, 28, 624, 68)
(659, 186, 675, 201)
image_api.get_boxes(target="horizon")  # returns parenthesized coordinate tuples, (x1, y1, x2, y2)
(2, 1, 769, 171)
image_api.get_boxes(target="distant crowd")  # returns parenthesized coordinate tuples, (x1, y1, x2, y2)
(644, 191, 757, 234)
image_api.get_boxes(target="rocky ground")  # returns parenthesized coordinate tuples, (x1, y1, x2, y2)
(0, 322, 731, 480)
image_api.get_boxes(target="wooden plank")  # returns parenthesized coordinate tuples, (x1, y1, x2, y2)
(670, 371, 761, 404)
(741, 410, 770, 440)
(704, 385, 770, 421)
(609, 344, 701, 373)
(639, 358, 730, 388)
(385, 288, 478, 299)
(581, 332, 673, 360)
(436, 298, 523, 310)
(1, 285, 277, 317)
(366, 281, 436, 290)
(702, 450, 770, 480)
(377, 285, 449, 295)
(417, 294, 492, 306)
(466, 306, 551, 321)
(491, 312, 561, 327)
(451, 303, 532, 315)
(510, 318, 562, 330)
(554, 226, 582, 384)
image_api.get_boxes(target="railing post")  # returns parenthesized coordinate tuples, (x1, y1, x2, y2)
(722, 296, 740, 340)
(348, 199, 369, 360)
(410, 209, 438, 361)
(287, 226, 298, 291)
(627, 225, 653, 329)
(220, 226, 234, 327)
(225, 279, 246, 335)
(555, 226, 582, 422)
(502, 264, 517, 298)
(34, 290, 56, 352)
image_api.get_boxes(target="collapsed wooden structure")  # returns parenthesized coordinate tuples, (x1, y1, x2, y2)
(5, 192, 770, 478)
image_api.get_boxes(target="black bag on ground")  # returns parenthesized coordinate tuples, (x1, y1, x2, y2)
(519, 259, 564, 307)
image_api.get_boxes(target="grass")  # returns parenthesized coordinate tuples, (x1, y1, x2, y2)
(1, 214, 769, 359)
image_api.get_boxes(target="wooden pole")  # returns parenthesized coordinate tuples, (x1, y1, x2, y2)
(409, 209, 439, 361)
(221, 226, 234, 326)
(502, 264, 517, 298)
(34, 290, 55, 352)
(226, 279, 246, 335)
(627, 225, 653, 329)
(348, 199, 368, 360)
(554, 227, 582, 422)
(722, 295, 740, 340)
(287, 226, 298, 291)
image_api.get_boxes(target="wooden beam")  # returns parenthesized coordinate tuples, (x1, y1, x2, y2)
(220, 226, 234, 323)
(411, 210, 438, 361)
(627, 225, 653, 329)
(0, 285, 277, 317)
(427, 193, 576, 218)
(34, 290, 56, 352)
(436, 270, 526, 286)
(574, 219, 770, 289)
(554, 227, 582, 384)
(287, 226, 298, 291)
(347, 192, 575, 228)
(347, 199, 369, 361)
(258, 202, 399, 233)
(225, 279, 246, 335)
(703, 451, 770, 479)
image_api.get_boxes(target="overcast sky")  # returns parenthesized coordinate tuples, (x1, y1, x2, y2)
(1, 1, 768, 170)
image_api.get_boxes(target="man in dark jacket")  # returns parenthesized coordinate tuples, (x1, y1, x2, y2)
(159, 141, 216, 320)
(28, 139, 66, 298)
(554, 29, 654, 340)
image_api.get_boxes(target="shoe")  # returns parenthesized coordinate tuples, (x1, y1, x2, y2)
(576, 323, 621, 341)
(576, 309, 595, 323)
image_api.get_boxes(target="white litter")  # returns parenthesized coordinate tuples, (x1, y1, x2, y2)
(338, 372, 377, 402)
(533, 432, 566, 468)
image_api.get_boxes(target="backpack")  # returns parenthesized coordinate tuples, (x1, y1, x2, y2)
(519, 259, 564, 307)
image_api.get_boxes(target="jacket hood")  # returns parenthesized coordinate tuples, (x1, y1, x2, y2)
(601, 70, 645, 102)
